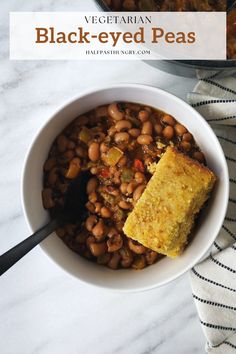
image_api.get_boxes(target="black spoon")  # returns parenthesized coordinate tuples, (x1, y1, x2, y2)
(0, 171, 90, 276)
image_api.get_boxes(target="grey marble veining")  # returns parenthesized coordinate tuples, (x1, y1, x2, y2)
(0, 1, 205, 353)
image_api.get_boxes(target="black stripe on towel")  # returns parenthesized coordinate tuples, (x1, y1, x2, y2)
(210, 254, 236, 273)
(230, 178, 236, 184)
(212, 341, 236, 349)
(214, 241, 222, 251)
(191, 99, 236, 108)
(226, 156, 236, 163)
(223, 225, 236, 241)
(201, 79, 236, 96)
(229, 198, 236, 204)
(200, 320, 236, 331)
(224, 342, 236, 349)
(217, 136, 236, 145)
(225, 216, 236, 222)
(193, 294, 236, 310)
(208, 115, 236, 122)
(191, 268, 236, 292)
(232, 245, 236, 251)
(201, 72, 221, 80)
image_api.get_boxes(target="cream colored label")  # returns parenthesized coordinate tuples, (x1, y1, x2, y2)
(10, 12, 226, 60)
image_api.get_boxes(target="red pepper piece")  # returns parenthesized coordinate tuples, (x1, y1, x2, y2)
(134, 159, 145, 172)
(99, 167, 110, 178)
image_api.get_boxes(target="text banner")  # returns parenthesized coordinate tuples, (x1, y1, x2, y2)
(10, 12, 226, 60)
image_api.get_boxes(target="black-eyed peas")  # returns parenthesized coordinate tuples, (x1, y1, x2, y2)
(133, 184, 146, 202)
(75, 146, 87, 158)
(67, 141, 76, 150)
(57, 135, 68, 152)
(89, 242, 107, 257)
(175, 123, 187, 136)
(105, 0, 225, 12)
(88, 191, 97, 203)
(108, 102, 124, 121)
(100, 206, 112, 218)
(126, 181, 137, 195)
(95, 105, 108, 118)
(141, 121, 153, 135)
(137, 134, 153, 145)
(154, 123, 163, 135)
(100, 142, 109, 153)
(114, 132, 130, 144)
(146, 251, 158, 265)
(86, 201, 95, 213)
(43, 101, 206, 270)
(48, 167, 58, 185)
(108, 227, 119, 238)
(86, 235, 96, 247)
(63, 150, 75, 161)
(115, 120, 132, 132)
(122, 0, 137, 10)
(56, 227, 66, 238)
(119, 247, 133, 268)
(97, 253, 111, 265)
(65, 224, 77, 236)
(138, 110, 149, 122)
(107, 234, 123, 252)
(42, 188, 55, 209)
(105, 0, 230, 56)
(108, 126, 117, 137)
(132, 256, 146, 270)
(128, 128, 140, 138)
(92, 219, 105, 240)
(85, 215, 97, 232)
(118, 155, 127, 167)
(180, 141, 192, 152)
(86, 177, 98, 194)
(88, 142, 100, 161)
(65, 158, 81, 179)
(128, 239, 146, 254)
(120, 182, 128, 195)
(94, 202, 102, 214)
(183, 133, 193, 142)
(193, 151, 205, 163)
(134, 172, 145, 184)
(76, 115, 89, 126)
(162, 125, 174, 140)
(119, 200, 132, 210)
(44, 158, 56, 172)
(106, 185, 120, 196)
(162, 114, 176, 126)
(75, 233, 87, 244)
(108, 252, 121, 269)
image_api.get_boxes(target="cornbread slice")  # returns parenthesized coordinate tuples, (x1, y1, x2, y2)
(123, 147, 216, 258)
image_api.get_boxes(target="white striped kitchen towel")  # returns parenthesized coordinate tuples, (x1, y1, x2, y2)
(188, 75, 236, 353)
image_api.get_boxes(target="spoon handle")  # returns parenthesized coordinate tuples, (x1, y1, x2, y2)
(0, 218, 58, 276)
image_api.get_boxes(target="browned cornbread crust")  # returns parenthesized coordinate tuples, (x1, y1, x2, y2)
(123, 147, 216, 258)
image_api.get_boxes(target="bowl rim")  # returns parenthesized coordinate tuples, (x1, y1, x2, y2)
(21, 83, 229, 292)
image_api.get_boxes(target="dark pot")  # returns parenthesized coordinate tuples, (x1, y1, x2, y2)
(94, 0, 236, 78)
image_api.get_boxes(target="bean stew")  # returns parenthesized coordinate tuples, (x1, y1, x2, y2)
(103, 0, 226, 11)
(42, 102, 206, 270)
(228, 7, 236, 59)
(102, 0, 236, 60)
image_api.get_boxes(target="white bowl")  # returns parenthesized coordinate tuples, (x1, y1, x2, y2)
(22, 84, 229, 292)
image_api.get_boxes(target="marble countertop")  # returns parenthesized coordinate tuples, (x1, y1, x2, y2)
(0, 1, 205, 353)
